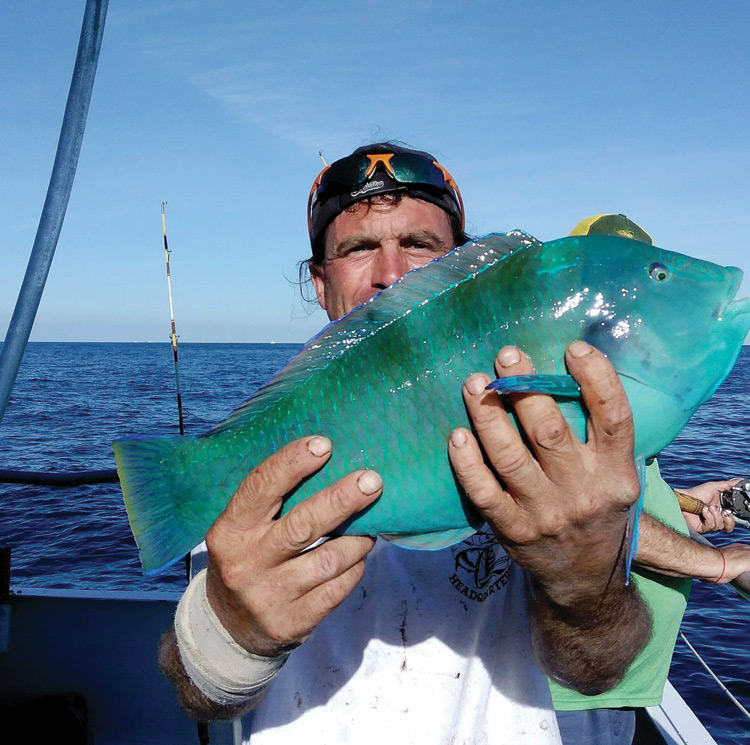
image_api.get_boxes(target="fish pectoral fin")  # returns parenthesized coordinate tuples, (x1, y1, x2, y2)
(486, 374, 581, 398)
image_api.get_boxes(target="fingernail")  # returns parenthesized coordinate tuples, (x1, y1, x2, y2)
(568, 340, 593, 358)
(451, 429, 468, 447)
(358, 470, 382, 495)
(497, 346, 521, 368)
(465, 374, 487, 395)
(722, 509, 733, 517)
(308, 436, 332, 457)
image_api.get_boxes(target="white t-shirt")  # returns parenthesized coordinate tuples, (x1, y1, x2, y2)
(213, 530, 561, 744)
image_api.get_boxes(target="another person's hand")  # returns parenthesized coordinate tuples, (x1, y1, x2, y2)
(448, 341, 638, 593)
(679, 480, 739, 534)
(204, 436, 380, 657)
(705, 542, 750, 584)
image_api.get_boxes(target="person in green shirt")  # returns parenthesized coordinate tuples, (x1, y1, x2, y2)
(553, 214, 743, 745)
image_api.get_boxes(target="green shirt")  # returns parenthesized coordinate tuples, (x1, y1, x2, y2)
(549, 459, 691, 710)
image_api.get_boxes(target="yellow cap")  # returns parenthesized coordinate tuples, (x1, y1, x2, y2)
(569, 214, 652, 244)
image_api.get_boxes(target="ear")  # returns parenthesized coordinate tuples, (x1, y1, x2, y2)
(309, 261, 328, 311)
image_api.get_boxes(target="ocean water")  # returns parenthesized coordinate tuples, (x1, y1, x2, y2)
(1, 342, 749, 742)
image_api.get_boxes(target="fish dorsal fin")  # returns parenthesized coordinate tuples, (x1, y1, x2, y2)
(210, 231, 539, 435)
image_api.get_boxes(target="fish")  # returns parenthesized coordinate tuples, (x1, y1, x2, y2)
(113, 232, 750, 574)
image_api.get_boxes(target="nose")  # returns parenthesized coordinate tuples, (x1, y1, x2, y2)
(372, 245, 410, 290)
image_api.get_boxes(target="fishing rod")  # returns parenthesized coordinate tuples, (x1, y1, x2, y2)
(2, 204, 189, 485)
(162, 202, 185, 436)
(680, 632, 750, 722)
(162, 204, 202, 745)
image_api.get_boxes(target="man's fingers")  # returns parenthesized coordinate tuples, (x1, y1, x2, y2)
(492, 346, 581, 476)
(721, 510, 736, 533)
(564, 341, 636, 467)
(293, 560, 372, 632)
(221, 436, 334, 530)
(461, 368, 550, 497)
(700, 506, 721, 532)
(205, 467, 380, 652)
(284, 534, 376, 596)
(266, 469, 382, 561)
(448, 426, 518, 529)
(698, 504, 734, 533)
(229, 556, 373, 654)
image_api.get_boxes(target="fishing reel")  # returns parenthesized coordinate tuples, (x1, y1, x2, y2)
(720, 478, 750, 530)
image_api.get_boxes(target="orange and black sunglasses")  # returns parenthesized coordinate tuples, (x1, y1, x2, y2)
(307, 151, 465, 237)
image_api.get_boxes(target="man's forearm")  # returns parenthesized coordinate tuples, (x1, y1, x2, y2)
(636, 513, 723, 579)
(531, 512, 731, 693)
(528, 560, 652, 695)
(159, 626, 267, 722)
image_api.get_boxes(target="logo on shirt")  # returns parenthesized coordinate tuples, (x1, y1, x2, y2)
(448, 529, 511, 602)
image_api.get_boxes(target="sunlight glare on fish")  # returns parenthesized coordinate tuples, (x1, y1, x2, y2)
(585, 292, 614, 318)
(554, 290, 587, 319)
(611, 319, 631, 339)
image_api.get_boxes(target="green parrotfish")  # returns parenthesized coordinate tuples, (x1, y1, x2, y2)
(113, 232, 750, 574)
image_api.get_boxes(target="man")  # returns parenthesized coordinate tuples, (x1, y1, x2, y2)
(159, 144, 739, 743)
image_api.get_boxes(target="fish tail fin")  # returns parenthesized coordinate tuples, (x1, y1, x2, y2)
(113, 435, 217, 575)
(486, 374, 581, 398)
(624, 458, 647, 582)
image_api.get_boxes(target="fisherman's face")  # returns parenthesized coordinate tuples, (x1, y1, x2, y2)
(311, 196, 455, 320)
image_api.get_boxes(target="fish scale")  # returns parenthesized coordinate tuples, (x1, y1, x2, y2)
(114, 232, 750, 574)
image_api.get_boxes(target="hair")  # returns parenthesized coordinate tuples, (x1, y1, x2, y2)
(299, 141, 469, 300)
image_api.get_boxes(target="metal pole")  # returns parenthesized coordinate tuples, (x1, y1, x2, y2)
(162, 203, 185, 436)
(0, 0, 109, 426)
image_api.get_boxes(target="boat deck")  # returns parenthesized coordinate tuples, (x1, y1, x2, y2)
(0, 589, 717, 744)
(0, 588, 234, 744)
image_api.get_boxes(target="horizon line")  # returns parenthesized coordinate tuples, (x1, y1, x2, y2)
(0, 339, 306, 345)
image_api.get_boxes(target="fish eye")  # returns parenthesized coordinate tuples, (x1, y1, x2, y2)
(648, 262, 669, 282)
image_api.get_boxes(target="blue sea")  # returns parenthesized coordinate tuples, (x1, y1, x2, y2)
(1, 342, 749, 742)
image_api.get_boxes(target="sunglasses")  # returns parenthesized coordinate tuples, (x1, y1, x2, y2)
(307, 152, 465, 234)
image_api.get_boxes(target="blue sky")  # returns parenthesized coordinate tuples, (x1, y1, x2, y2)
(2, 1, 748, 343)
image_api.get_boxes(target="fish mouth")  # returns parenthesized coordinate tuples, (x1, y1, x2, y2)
(724, 295, 750, 320)
(721, 269, 750, 323)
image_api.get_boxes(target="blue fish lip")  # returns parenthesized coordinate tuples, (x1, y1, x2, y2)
(722, 295, 750, 321)
(720, 268, 750, 322)
(721, 297, 750, 318)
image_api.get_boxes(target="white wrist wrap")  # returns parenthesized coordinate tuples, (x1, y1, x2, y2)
(174, 569, 289, 706)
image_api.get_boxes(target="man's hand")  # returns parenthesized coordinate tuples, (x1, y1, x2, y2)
(205, 435, 380, 657)
(448, 341, 650, 694)
(707, 543, 750, 584)
(449, 341, 638, 591)
(679, 480, 739, 534)
(160, 436, 380, 720)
